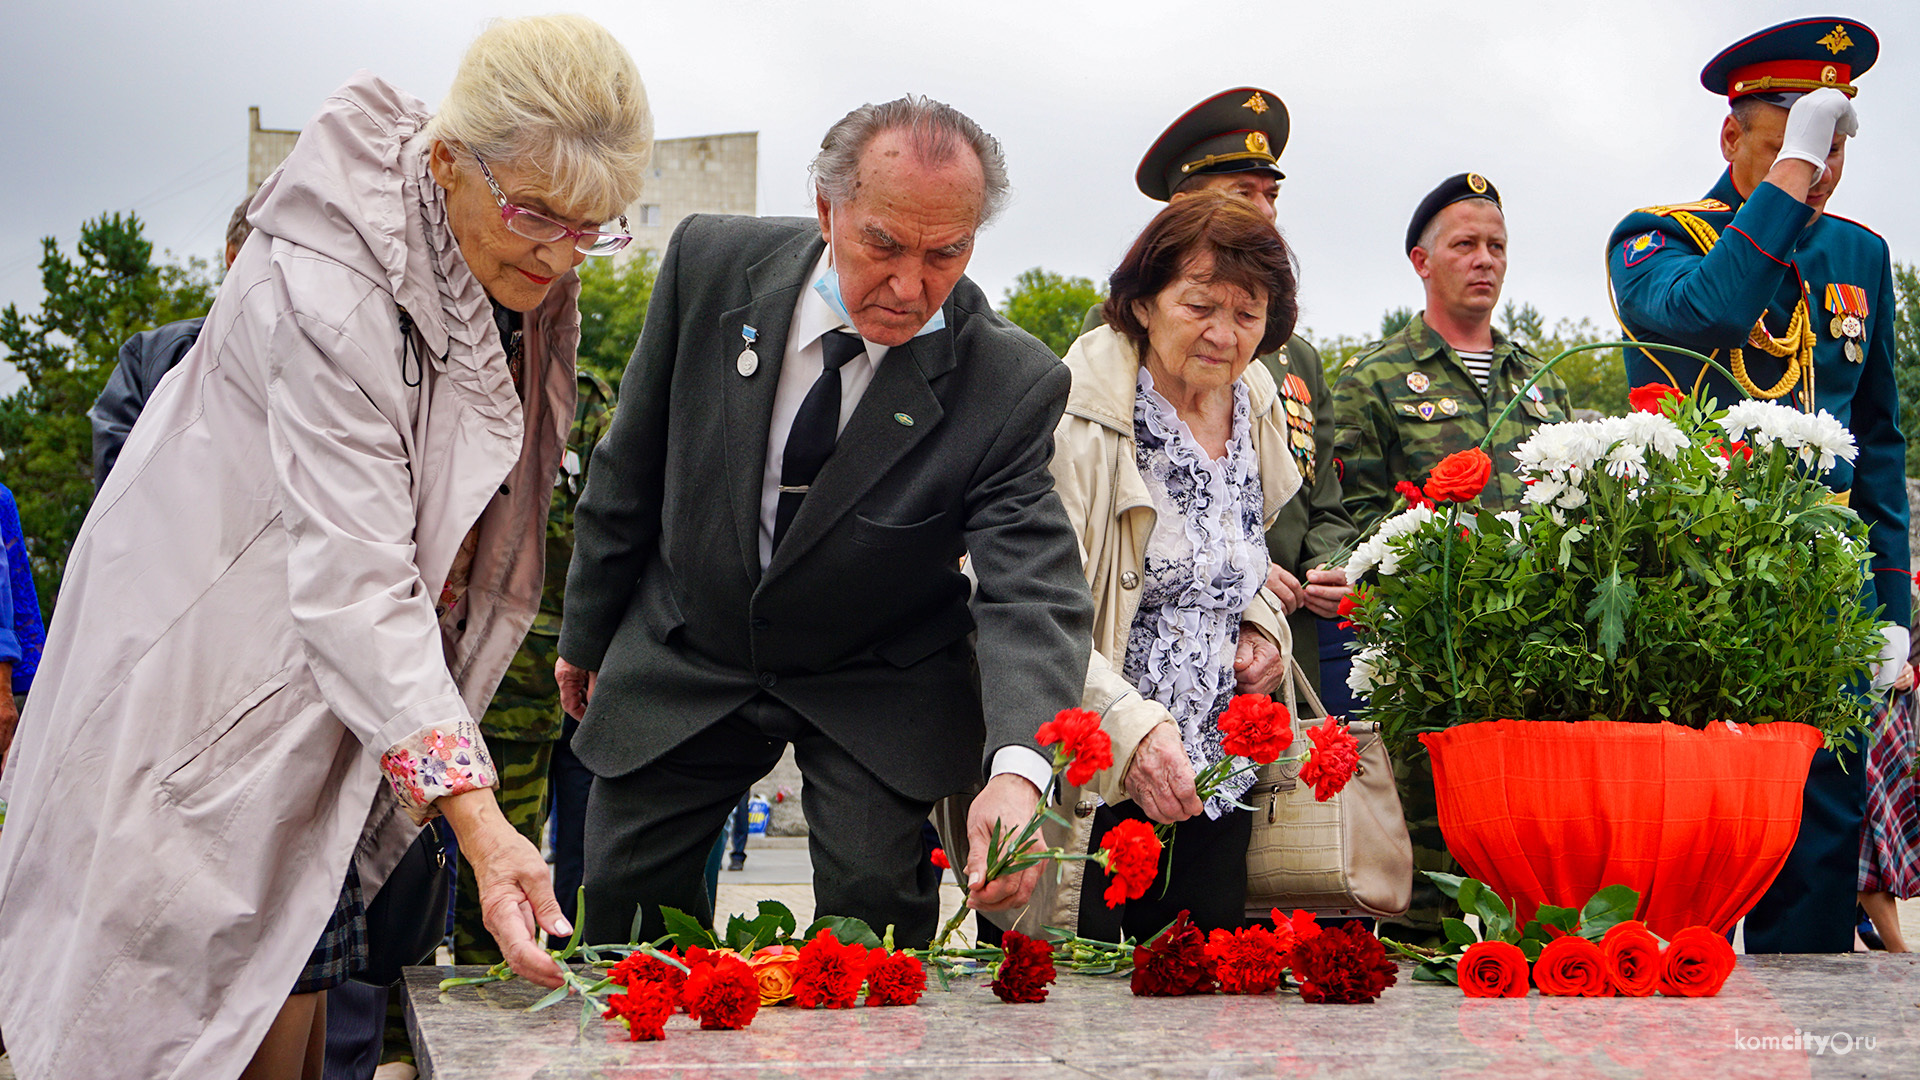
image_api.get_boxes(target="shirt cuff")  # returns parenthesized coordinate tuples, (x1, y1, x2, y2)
(989, 745, 1054, 798)
(379, 718, 498, 825)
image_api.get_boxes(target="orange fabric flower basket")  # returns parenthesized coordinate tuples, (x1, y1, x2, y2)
(1421, 719, 1822, 938)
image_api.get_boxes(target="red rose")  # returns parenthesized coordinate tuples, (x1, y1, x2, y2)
(1131, 910, 1215, 996)
(862, 948, 927, 1007)
(608, 948, 687, 999)
(1533, 935, 1611, 997)
(603, 980, 675, 1041)
(1217, 694, 1292, 764)
(929, 847, 950, 870)
(1298, 715, 1361, 801)
(1289, 921, 1397, 1004)
(1036, 707, 1115, 787)
(1268, 907, 1322, 953)
(1458, 940, 1529, 998)
(1657, 926, 1736, 998)
(794, 929, 870, 1009)
(1423, 447, 1494, 504)
(680, 953, 761, 1030)
(1394, 479, 1435, 510)
(1628, 383, 1685, 416)
(990, 931, 1057, 1004)
(1095, 818, 1164, 908)
(1601, 920, 1662, 997)
(1205, 926, 1287, 995)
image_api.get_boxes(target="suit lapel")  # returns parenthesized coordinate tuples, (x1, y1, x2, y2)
(762, 321, 955, 579)
(722, 231, 823, 584)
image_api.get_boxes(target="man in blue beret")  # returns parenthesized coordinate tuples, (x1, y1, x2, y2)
(1607, 16, 1909, 953)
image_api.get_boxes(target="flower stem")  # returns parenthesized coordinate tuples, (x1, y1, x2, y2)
(1442, 502, 1462, 724)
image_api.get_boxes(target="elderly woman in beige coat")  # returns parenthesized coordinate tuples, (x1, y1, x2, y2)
(0, 17, 650, 1080)
(979, 192, 1304, 943)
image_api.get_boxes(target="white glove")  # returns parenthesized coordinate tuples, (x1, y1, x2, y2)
(1872, 626, 1909, 692)
(1776, 87, 1859, 178)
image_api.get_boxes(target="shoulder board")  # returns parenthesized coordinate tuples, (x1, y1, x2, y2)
(1815, 211, 1887, 243)
(1632, 199, 1731, 218)
(1339, 339, 1392, 374)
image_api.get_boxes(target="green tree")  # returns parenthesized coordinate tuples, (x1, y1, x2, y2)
(1500, 302, 1628, 416)
(998, 267, 1104, 357)
(574, 249, 658, 392)
(1890, 261, 1920, 477)
(1379, 306, 1416, 339)
(0, 213, 215, 621)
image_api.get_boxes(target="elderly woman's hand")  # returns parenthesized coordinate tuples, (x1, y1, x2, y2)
(1233, 623, 1284, 695)
(439, 789, 570, 988)
(1123, 722, 1203, 823)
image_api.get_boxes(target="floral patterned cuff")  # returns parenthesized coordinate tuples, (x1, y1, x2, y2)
(380, 720, 497, 824)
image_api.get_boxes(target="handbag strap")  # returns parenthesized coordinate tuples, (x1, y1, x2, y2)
(1281, 656, 1328, 722)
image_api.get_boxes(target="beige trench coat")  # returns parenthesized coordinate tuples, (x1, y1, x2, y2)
(0, 74, 578, 1080)
(951, 324, 1302, 936)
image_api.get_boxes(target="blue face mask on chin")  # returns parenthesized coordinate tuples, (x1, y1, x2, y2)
(813, 235, 948, 340)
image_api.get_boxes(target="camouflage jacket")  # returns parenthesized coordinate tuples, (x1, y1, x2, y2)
(1332, 315, 1571, 540)
(482, 369, 615, 741)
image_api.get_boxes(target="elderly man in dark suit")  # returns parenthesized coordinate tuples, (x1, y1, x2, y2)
(557, 96, 1094, 947)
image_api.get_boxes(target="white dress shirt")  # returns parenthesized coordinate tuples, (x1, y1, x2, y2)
(756, 250, 1054, 796)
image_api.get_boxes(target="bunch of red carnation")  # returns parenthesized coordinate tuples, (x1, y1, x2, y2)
(680, 949, 761, 1029)
(863, 946, 927, 1007)
(990, 930, 1057, 1003)
(1037, 707, 1114, 786)
(794, 930, 870, 1008)
(1095, 818, 1163, 909)
(1217, 694, 1291, 764)
(1297, 714, 1361, 802)
(603, 980, 676, 1041)
(1289, 921, 1397, 1004)
(1205, 925, 1287, 995)
(607, 946, 688, 997)
(1131, 911, 1215, 996)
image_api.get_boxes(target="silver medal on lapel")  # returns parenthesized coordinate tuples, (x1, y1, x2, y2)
(737, 325, 760, 377)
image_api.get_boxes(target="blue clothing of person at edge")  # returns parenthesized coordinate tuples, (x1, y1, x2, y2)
(1, 481, 45, 694)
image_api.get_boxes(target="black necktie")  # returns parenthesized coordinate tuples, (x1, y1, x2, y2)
(772, 330, 864, 551)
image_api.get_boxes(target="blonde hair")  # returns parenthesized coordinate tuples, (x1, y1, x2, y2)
(426, 14, 653, 221)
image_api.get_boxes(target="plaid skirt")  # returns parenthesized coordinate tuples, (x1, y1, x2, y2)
(1860, 689, 1920, 897)
(294, 861, 368, 994)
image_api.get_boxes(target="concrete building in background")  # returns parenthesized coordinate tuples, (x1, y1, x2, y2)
(247, 108, 755, 258)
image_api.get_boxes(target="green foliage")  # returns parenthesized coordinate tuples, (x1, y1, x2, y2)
(1501, 302, 1628, 416)
(1299, 326, 1375, 382)
(1890, 261, 1920, 477)
(1379, 306, 1416, 339)
(574, 250, 658, 392)
(998, 267, 1104, 357)
(1391, 872, 1641, 981)
(1348, 396, 1883, 754)
(0, 213, 215, 622)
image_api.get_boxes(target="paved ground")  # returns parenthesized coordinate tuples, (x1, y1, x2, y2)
(716, 836, 971, 943)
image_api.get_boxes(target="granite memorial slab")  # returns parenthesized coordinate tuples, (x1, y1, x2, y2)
(405, 954, 1918, 1079)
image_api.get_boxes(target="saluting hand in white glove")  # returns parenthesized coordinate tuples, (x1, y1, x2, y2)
(1776, 87, 1858, 179)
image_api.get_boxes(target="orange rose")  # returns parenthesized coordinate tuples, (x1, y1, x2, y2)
(1657, 926, 1736, 997)
(1457, 940, 1529, 998)
(747, 944, 801, 1005)
(1601, 920, 1662, 997)
(1532, 934, 1611, 997)
(1422, 447, 1493, 504)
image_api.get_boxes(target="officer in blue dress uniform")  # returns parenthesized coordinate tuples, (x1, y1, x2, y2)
(1608, 16, 1910, 953)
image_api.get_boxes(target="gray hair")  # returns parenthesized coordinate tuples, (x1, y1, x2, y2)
(809, 96, 1010, 227)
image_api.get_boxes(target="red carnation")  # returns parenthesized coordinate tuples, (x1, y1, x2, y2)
(608, 948, 687, 1000)
(1289, 921, 1397, 1004)
(1298, 715, 1361, 801)
(929, 847, 950, 870)
(1205, 926, 1288, 995)
(862, 948, 927, 1007)
(1218, 694, 1292, 765)
(1095, 818, 1164, 908)
(1394, 480, 1435, 510)
(990, 931, 1057, 1004)
(1336, 590, 1365, 630)
(793, 929, 870, 1009)
(1628, 382, 1685, 416)
(1268, 907, 1322, 953)
(1037, 707, 1114, 787)
(1131, 910, 1215, 996)
(603, 980, 675, 1041)
(680, 953, 761, 1030)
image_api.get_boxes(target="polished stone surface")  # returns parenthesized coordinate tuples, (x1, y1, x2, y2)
(406, 954, 1917, 1078)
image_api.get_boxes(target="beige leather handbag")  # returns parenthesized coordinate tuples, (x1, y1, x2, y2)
(1244, 661, 1413, 919)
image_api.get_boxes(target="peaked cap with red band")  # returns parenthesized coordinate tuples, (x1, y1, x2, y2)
(1700, 16, 1877, 101)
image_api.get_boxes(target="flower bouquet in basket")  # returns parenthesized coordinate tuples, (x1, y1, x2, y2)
(1340, 373, 1892, 936)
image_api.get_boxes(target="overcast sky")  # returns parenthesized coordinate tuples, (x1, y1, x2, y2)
(4, 0, 1916, 396)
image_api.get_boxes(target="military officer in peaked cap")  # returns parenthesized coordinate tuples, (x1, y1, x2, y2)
(1085, 87, 1359, 700)
(1607, 17, 1909, 953)
(1333, 172, 1571, 946)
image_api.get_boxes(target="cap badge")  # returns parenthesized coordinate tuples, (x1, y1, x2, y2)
(1466, 173, 1488, 195)
(1243, 92, 1269, 114)
(1821, 65, 1838, 84)
(1406, 371, 1431, 393)
(1818, 25, 1853, 55)
(1245, 131, 1271, 155)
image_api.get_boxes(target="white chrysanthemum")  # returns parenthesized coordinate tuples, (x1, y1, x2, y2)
(1344, 505, 1436, 579)
(1618, 411, 1689, 459)
(1512, 422, 1608, 479)
(1523, 476, 1566, 506)
(1345, 536, 1387, 580)
(1494, 510, 1524, 538)
(1799, 410, 1857, 469)
(1348, 646, 1384, 696)
(1604, 442, 1648, 482)
(1556, 485, 1588, 510)
(1716, 401, 1857, 470)
(1716, 400, 1775, 445)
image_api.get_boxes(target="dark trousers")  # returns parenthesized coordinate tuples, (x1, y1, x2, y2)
(1077, 802, 1252, 942)
(1316, 616, 1360, 718)
(550, 715, 594, 907)
(1743, 745, 1866, 953)
(728, 791, 753, 861)
(583, 695, 940, 947)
